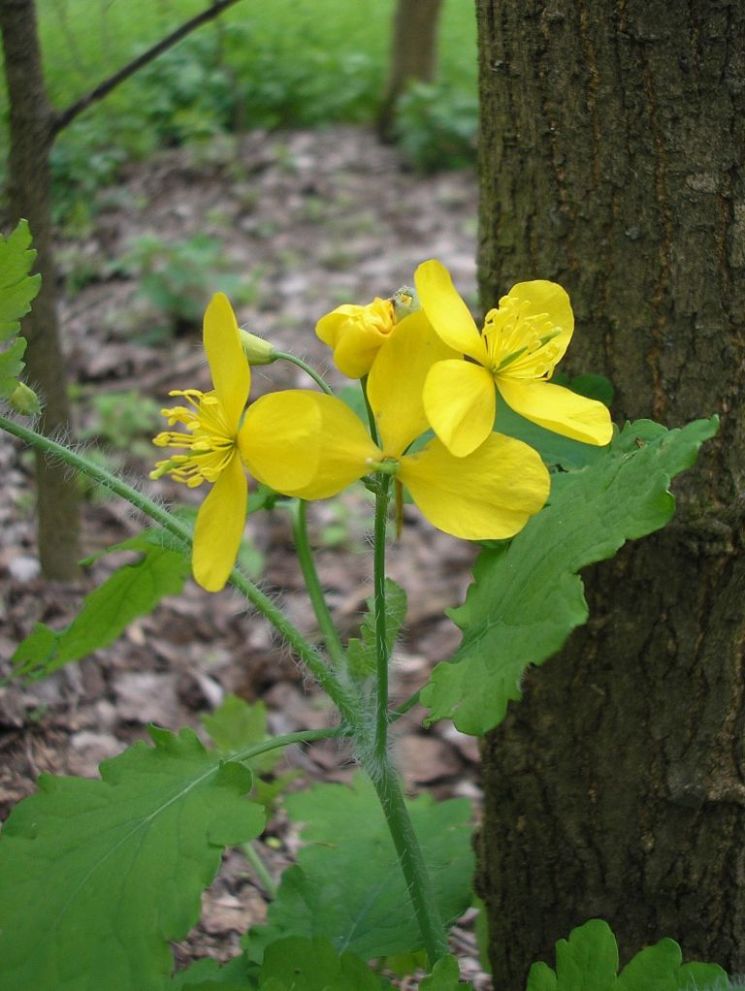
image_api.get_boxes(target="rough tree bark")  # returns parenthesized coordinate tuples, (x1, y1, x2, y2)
(476, 1, 745, 987)
(377, 0, 444, 140)
(1, 0, 81, 580)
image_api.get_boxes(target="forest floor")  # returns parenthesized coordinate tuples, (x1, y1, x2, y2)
(0, 125, 490, 988)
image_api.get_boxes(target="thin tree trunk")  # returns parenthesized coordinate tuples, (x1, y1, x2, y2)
(476, 1, 745, 987)
(377, 0, 444, 141)
(1, 0, 81, 579)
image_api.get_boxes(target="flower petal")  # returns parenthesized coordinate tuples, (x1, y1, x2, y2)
(415, 260, 487, 362)
(367, 310, 458, 456)
(192, 450, 247, 592)
(399, 434, 550, 540)
(203, 293, 251, 430)
(505, 280, 574, 365)
(241, 390, 379, 499)
(423, 360, 496, 458)
(497, 378, 613, 446)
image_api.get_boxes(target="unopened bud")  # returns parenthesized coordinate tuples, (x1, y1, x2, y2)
(391, 285, 419, 321)
(7, 381, 41, 415)
(239, 328, 275, 365)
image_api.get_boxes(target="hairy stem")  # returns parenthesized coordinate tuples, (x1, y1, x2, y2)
(272, 351, 334, 395)
(291, 499, 347, 667)
(0, 414, 359, 726)
(369, 756, 449, 964)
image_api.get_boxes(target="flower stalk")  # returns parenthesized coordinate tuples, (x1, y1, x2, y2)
(291, 499, 347, 668)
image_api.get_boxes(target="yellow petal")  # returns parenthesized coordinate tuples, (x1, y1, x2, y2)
(505, 280, 574, 365)
(367, 310, 458, 456)
(399, 434, 550, 540)
(203, 292, 251, 430)
(414, 260, 488, 363)
(423, 360, 496, 458)
(241, 390, 379, 499)
(497, 378, 613, 446)
(192, 450, 247, 592)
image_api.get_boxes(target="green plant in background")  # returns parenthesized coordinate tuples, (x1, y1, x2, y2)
(0, 224, 732, 988)
(395, 82, 478, 173)
(0, 0, 478, 227)
(116, 233, 261, 342)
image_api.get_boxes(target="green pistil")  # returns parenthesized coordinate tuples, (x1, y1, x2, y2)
(495, 345, 529, 372)
(369, 457, 399, 476)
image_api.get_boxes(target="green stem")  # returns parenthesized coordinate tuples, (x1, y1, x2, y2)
(242, 841, 278, 899)
(272, 351, 333, 395)
(373, 474, 391, 762)
(232, 726, 350, 764)
(0, 414, 359, 727)
(291, 500, 347, 668)
(235, 726, 351, 900)
(360, 375, 379, 446)
(390, 689, 420, 721)
(368, 756, 449, 964)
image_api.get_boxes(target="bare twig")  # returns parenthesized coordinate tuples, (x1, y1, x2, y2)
(51, 0, 244, 136)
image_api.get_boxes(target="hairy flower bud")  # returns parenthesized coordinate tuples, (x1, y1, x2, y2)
(238, 328, 275, 365)
(7, 381, 41, 416)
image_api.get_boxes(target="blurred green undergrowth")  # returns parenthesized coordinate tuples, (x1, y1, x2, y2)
(0, 0, 477, 228)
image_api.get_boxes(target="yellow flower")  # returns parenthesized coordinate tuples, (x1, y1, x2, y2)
(242, 311, 550, 540)
(316, 297, 396, 378)
(415, 259, 613, 457)
(150, 292, 252, 593)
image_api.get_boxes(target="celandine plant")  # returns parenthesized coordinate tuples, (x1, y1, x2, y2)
(0, 221, 732, 990)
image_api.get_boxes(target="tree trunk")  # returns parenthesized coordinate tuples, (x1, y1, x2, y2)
(1, 0, 81, 579)
(377, 0, 444, 140)
(476, 1, 745, 987)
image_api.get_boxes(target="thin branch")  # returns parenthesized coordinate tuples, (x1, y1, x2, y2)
(51, 0, 244, 136)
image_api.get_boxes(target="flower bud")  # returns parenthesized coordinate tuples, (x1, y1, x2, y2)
(7, 381, 41, 415)
(316, 297, 395, 378)
(238, 328, 275, 365)
(391, 285, 419, 321)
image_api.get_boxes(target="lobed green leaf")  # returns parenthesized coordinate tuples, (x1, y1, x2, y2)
(525, 919, 728, 991)
(12, 533, 189, 680)
(421, 417, 719, 735)
(347, 578, 407, 679)
(0, 727, 265, 991)
(247, 774, 473, 962)
(420, 954, 475, 989)
(0, 220, 41, 341)
(0, 336, 28, 399)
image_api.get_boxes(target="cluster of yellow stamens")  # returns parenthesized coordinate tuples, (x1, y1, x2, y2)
(484, 299, 562, 380)
(150, 389, 237, 488)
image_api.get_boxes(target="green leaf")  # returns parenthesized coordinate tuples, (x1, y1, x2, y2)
(421, 417, 718, 735)
(169, 952, 257, 989)
(525, 919, 729, 991)
(203, 695, 274, 754)
(0, 220, 41, 340)
(0, 337, 27, 398)
(202, 696, 298, 805)
(12, 534, 190, 680)
(347, 578, 407, 678)
(247, 774, 473, 962)
(258, 936, 391, 989)
(420, 954, 475, 989)
(0, 727, 265, 991)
